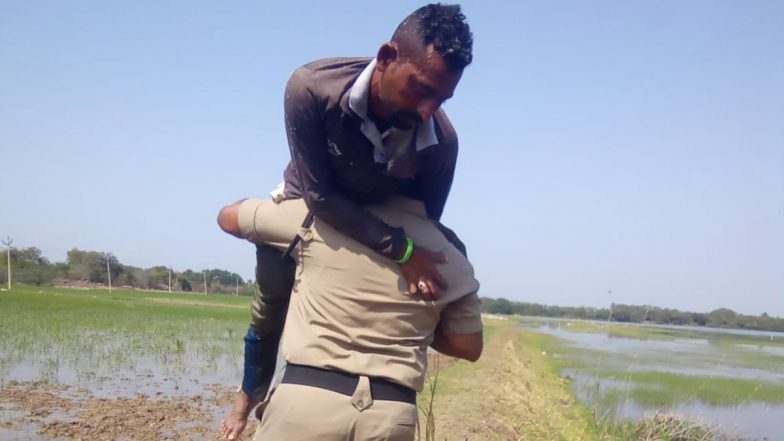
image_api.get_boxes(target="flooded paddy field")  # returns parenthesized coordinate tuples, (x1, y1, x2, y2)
(0, 285, 256, 440)
(525, 318, 784, 441)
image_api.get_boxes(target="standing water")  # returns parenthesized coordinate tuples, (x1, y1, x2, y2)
(528, 320, 784, 441)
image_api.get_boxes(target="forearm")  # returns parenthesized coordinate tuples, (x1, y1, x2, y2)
(430, 327, 483, 362)
(304, 191, 408, 260)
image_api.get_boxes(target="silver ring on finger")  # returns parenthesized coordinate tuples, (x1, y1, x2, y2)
(417, 280, 427, 291)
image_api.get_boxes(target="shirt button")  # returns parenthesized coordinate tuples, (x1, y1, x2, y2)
(357, 400, 364, 407)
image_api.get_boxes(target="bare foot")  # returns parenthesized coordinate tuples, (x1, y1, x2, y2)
(220, 390, 252, 440)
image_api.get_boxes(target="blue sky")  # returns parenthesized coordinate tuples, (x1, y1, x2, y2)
(1, 1, 782, 316)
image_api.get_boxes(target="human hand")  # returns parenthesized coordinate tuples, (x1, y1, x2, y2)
(399, 246, 449, 300)
(220, 390, 252, 440)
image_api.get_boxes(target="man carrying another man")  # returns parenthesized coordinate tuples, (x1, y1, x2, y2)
(218, 4, 482, 440)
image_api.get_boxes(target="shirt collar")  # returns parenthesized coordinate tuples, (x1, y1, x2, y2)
(349, 59, 438, 152)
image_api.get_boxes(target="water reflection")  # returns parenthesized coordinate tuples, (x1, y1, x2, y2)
(736, 343, 784, 357)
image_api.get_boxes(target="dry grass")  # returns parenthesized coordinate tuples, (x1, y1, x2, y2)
(600, 413, 727, 441)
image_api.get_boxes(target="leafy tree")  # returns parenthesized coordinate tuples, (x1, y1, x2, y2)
(204, 269, 244, 286)
(476, 296, 783, 332)
(148, 266, 170, 289)
(489, 298, 514, 315)
(179, 278, 192, 292)
(65, 249, 123, 283)
(2, 245, 255, 294)
(116, 266, 143, 287)
(707, 308, 738, 328)
(0, 247, 56, 286)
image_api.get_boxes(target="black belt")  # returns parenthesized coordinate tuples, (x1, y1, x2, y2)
(282, 364, 416, 405)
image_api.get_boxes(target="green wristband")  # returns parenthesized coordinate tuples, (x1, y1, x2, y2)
(396, 237, 414, 265)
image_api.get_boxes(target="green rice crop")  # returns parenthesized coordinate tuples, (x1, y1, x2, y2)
(0, 285, 252, 385)
(598, 370, 784, 407)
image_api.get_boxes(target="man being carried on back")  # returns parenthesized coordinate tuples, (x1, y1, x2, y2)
(218, 4, 481, 440)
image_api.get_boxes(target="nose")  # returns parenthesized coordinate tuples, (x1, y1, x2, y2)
(417, 100, 440, 122)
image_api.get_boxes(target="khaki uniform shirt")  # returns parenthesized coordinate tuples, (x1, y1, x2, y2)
(238, 197, 481, 391)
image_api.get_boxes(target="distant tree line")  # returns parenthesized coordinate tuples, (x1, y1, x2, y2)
(4, 246, 780, 330)
(481, 297, 784, 333)
(1, 247, 255, 296)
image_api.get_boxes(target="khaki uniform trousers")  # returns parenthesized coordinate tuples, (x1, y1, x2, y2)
(253, 380, 416, 441)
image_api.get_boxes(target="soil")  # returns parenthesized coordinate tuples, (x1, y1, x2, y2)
(0, 380, 259, 441)
(0, 356, 454, 441)
(0, 351, 454, 440)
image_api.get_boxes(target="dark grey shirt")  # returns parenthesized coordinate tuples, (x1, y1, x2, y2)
(282, 57, 459, 260)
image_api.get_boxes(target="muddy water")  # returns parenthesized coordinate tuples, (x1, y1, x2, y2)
(3, 352, 242, 398)
(531, 322, 784, 441)
(0, 331, 249, 440)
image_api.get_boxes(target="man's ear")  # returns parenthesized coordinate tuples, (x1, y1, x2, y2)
(375, 43, 399, 71)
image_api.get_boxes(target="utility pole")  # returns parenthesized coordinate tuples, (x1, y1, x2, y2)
(168, 269, 172, 293)
(235, 278, 239, 296)
(203, 272, 207, 295)
(105, 253, 112, 292)
(2, 237, 12, 291)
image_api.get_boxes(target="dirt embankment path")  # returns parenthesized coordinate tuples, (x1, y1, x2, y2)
(423, 319, 596, 441)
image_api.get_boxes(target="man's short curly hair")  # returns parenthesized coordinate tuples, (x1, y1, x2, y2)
(393, 3, 473, 71)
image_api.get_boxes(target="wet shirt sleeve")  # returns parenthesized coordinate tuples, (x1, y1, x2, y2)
(284, 67, 408, 260)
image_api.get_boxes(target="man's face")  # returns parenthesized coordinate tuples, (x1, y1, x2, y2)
(377, 45, 463, 130)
